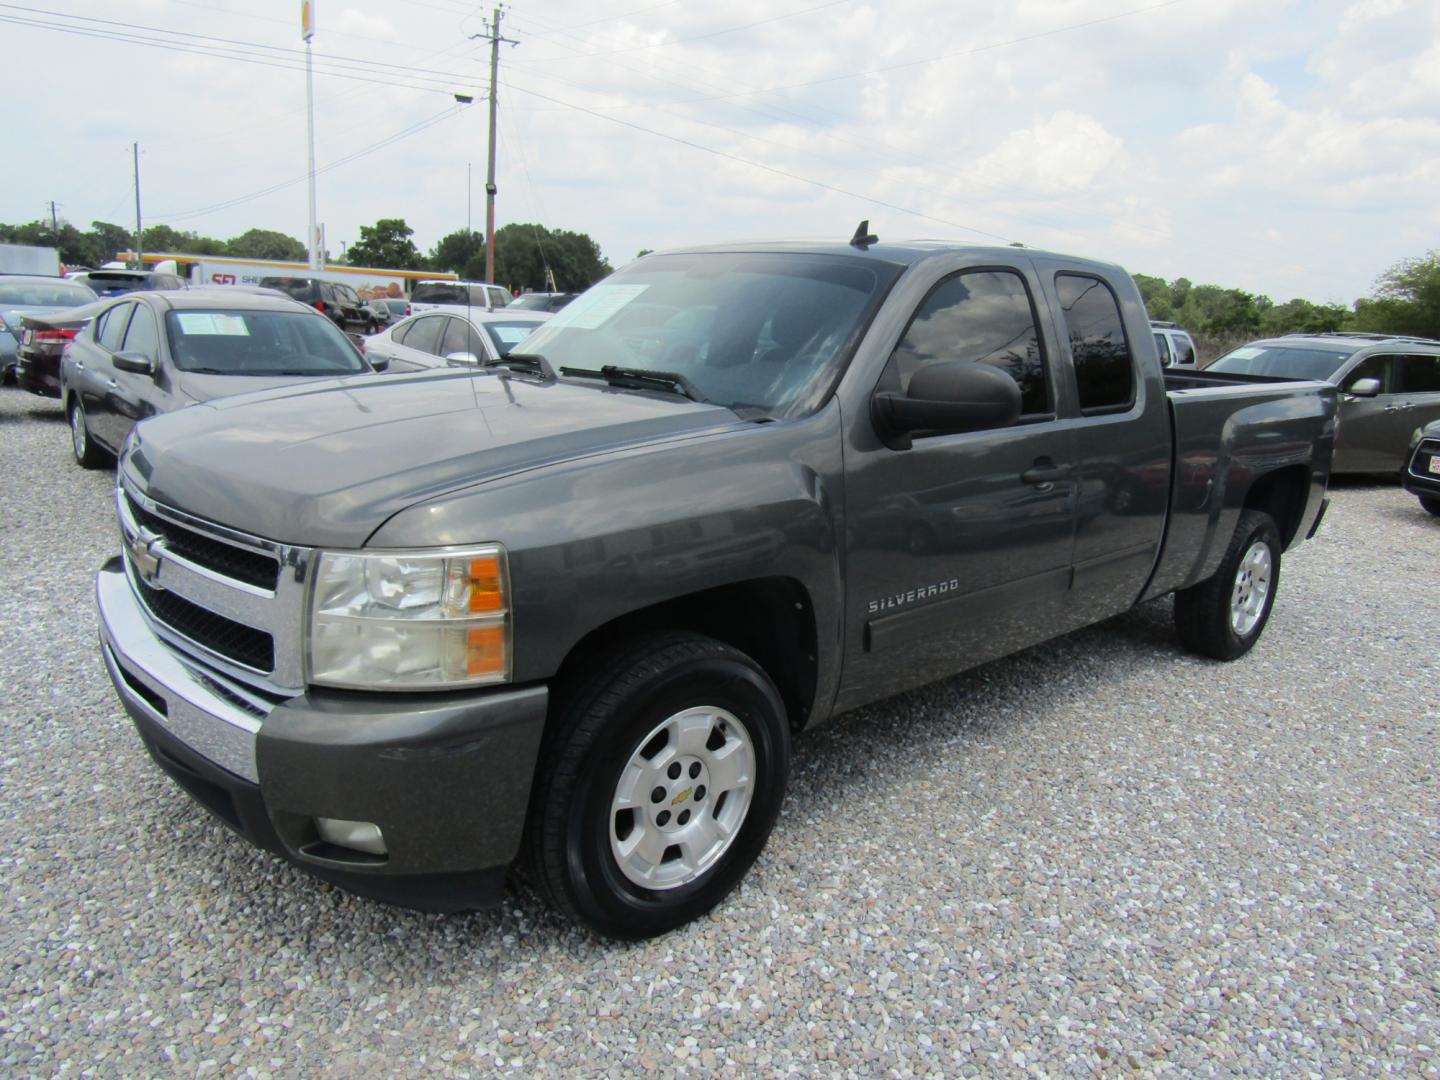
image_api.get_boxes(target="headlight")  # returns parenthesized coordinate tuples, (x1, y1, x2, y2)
(307, 546, 510, 690)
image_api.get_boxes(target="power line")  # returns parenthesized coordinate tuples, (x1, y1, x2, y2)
(498, 77, 1015, 243)
(152, 106, 468, 224)
(0, 9, 481, 96)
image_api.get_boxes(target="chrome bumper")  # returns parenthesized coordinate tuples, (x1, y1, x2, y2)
(97, 560, 270, 782)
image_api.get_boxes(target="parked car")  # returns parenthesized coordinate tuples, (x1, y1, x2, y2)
(408, 278, 510, 314)
(1207, 332, 1440, 473)
(0, 276, 98, 383)
(509, 291, 578, 313)
(16, 299, 107, 397)
(61, 291, 376, 468)
(1150, 321, 1198, 367)
(94, 234, 1337, 937)
(258, 276, 372, 334)
(364, 309, 550, 371)
(68, 269, 186, 297)
(1402, 419, 1440, 517)
(367, 298, 410, 324)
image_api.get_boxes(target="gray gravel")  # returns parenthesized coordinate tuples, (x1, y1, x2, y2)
(1, 387, 1437, 1078)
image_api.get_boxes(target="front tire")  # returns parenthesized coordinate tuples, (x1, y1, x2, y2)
(1174, 509, 1281, 660)
(68, 399, 108, 469)
(523, 633, 790, 939)
(1419, 495, 1440, 518)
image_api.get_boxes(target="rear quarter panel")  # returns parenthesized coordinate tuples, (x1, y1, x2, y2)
(1143, 377, 1336, 600)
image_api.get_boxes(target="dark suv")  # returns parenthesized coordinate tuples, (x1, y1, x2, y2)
(259, 277, 372, 334)
(1208, 332, 1440, 473)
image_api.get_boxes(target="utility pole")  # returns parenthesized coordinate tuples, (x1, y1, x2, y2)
(48, 201, 60, 242)
(471, 8, 516, 285)
(303, 1, 321, 270)
(133, 142, 143, 270)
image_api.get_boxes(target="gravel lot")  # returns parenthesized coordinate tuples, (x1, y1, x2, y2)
(1, 387, 1436, 1078)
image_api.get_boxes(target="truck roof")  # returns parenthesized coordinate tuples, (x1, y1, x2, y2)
(654, 238, 1126, 277)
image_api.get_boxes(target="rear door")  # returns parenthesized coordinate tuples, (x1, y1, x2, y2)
(1040, 267, 1171, 626)
(1396, 354, 1440, 462)
(385, 315, 447, 370)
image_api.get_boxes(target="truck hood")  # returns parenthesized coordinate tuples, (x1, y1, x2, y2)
(123, 369, 743, 547)
(173, 369, 361, 404)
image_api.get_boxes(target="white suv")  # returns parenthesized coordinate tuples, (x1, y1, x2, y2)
(1151, 321, 1198, 367)
(409, 279, 510, 315)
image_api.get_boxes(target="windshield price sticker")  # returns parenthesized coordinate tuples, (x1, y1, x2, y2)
(175, 313, 251, 336)
(544, 284, 650, 331)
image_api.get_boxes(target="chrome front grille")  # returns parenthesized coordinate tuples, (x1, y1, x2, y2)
(117, 482, 313, 694)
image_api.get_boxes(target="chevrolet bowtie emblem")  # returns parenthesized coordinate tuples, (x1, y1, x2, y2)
(128, 526, 164, 589)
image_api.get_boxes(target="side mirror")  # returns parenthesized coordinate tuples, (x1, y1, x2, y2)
(445, 351, 479, 367)
(1346, 377, 1381, 398)
(112, 350, 154, 375)
(872, 360, 1022, 447)
(369, 354, 390, 372)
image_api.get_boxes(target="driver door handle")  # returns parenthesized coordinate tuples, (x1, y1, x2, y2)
(1021, 460, 1071, 486)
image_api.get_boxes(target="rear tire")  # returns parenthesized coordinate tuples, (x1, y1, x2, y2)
(1419, 495, 1440, 518)
(1174, 509, 1281, 660)
(68, 399, 108, 469)
(523, 632, 790, 939)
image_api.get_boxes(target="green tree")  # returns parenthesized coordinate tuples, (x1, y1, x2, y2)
(1352, 251, 1440, 338)
(346, 218, 424, 269)
(430, 229, 486, 280)
(89, 221, 134, 264)
(140, 224, 227, 255)
(636, 248, 654, 259)
(492, 223, 610, 292)
(1260, 298, 1351, 336)
(227, 228, 306, 261)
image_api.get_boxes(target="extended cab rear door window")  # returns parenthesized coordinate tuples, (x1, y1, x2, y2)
(1056, 274, 1135, 413)
(890, 269, 1050, 419)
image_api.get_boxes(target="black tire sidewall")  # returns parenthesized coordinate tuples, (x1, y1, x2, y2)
(562, 652, 789, 938)
(1220, 513, 1282, 655)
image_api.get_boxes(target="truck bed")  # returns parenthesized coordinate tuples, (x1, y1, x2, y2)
(1141, 372, 1337, 602)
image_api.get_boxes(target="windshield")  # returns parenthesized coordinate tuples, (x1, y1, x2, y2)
(1208, 343, 1359, 381)
(80, 273, 145, 296)
(163, 309, 366, 375)
(412, 283, 469, 305)
(0, 282, 96, 307)
(515, 253, 898, 415)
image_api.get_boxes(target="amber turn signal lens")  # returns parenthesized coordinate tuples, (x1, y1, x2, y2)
(466, 625, 506, 676)
(467, 556, 504, 613)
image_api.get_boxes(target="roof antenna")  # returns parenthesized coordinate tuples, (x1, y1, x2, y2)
(849, 220, 878, 249)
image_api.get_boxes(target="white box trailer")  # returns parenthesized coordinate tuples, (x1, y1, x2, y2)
(122, 252, 453, 302)
(0, 243, 62, 277)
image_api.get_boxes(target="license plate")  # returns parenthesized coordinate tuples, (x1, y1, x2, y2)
(1429, 455, 1440, 476)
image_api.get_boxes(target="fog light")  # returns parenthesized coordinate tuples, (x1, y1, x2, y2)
(315, 817, 387, 856)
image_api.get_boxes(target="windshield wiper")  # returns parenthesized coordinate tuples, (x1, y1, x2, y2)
(559, 365, 708, 403)
(486, 352, 551, 376)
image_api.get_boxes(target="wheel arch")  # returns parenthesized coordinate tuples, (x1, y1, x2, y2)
(1241, 464, 1310, 550)
(552, 576, 821, 731)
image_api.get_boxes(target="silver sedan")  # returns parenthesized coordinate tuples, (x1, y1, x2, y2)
(364, 309, 551, 372)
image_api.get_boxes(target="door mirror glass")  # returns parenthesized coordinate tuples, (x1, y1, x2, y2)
(873, 359, 1022, 440)
(1347, 376, 1381, 398)
(112, 350, 154, 375)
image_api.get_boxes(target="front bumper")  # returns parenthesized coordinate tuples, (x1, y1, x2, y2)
(97, 557, 548, 912)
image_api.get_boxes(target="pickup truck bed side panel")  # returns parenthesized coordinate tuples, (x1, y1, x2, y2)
(367, 405, 849, 721)
(1142, 379, 1336, 600)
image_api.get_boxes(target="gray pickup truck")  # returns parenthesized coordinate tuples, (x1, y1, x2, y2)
(96, 236, 1337, 938)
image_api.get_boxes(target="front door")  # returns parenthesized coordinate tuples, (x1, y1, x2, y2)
(99, 302, 172, 451)
(840, 263, 1078, 708)
(1336, 354, 1400, 473)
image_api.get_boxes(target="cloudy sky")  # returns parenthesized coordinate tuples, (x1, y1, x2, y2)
(4, 0, 1435, 303)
